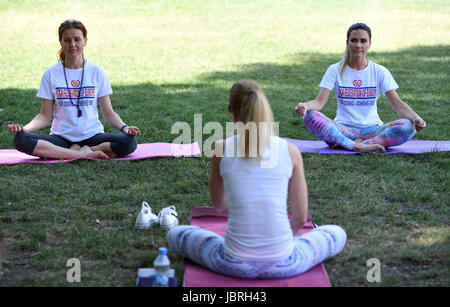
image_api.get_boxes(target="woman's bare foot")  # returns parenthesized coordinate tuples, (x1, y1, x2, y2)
(90, 142, 117, 159)
(80, 146, 109, 159)
(70, 144, 81, 151)
(353, 141, 386, 152)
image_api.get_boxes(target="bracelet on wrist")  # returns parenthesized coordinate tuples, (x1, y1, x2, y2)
(120, 124, 128, 132)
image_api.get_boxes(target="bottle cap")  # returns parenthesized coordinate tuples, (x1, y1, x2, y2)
(159, 247, 167, 255)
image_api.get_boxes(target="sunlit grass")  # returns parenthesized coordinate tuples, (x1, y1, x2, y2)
(1, 0, 449, 88)
(0, 0, 449, 287)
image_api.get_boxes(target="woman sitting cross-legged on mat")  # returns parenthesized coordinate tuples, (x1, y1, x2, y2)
(8, 19, 140, 160)
(295, 23, 426, 153)
(168, 80, 347, 279)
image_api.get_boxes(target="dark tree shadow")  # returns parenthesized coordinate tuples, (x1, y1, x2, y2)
(0, 45, 448, 287)
(1, 45, 448, 149)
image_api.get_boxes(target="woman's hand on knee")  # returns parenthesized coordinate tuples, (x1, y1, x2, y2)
(295, 103, 310, 116)
(413, 116, 426, 132)
(123, 126, 141, 137)
(7, 123, 24, 134)
(296, 89, 330, 116)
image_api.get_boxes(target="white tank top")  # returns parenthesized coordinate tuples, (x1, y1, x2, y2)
(220, 135, 294, 261)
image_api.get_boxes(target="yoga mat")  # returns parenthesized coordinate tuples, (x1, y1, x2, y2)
(183, 206, 331, 287)
(285, 139, 450, 154)
(0, 142, 201, 165)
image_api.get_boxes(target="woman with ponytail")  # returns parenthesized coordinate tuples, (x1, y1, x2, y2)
(295, 23, 426, 152)
(168, 80, 347, 279)
(8, 20, 140, 159)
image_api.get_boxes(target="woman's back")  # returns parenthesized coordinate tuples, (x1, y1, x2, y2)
(168, 79, 346, 279)
(220, 135, 295, 261)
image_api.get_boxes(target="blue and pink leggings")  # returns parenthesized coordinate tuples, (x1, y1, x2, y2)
(168, 225, 346, 279)
(303, 110, 416, 150)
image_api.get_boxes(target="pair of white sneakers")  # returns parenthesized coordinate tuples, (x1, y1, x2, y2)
(135, 202, 179, 230)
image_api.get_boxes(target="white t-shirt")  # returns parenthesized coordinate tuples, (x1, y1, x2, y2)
(319, 60, 398, 127)
(220, 136, 295, 261)
(37, 60, 113, 141)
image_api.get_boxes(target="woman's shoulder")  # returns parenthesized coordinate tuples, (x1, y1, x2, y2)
(286, 142, 301, 170)
(81, 60, 110, 82)
(269, 136, 293, 157)
(322, 62, 341, 77)
(84, 60, 107, 73)
(368, 60, 390, 72)
(38, 62, 63, 82)
(287, 141, 301, 157)
(326, 61, 341, 71)
(367, 61, 395, 81)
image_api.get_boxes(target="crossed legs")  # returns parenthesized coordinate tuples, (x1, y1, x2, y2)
(13, 132, 137, 159)
(302, 110, 415, 152)
(167, 224, 346, 279)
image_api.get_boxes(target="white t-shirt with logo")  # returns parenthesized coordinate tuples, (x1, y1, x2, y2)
(319, 60, 398, 127)
(37, 60, 113, 142)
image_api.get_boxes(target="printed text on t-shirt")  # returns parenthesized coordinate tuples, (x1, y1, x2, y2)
(56, 86, 96, 99)
(338, 86, 376, 99)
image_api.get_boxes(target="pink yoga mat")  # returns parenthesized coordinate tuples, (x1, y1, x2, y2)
(0, 142, 201, 165)
(183, 206, 331, 287)
(285, 139, 450, 154)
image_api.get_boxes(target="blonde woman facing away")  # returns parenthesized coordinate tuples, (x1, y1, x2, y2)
(168, 80, 347, 279)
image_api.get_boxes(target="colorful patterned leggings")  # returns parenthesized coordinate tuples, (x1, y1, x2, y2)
(303, 110, 416, 150)
(167, 225, 347, 279)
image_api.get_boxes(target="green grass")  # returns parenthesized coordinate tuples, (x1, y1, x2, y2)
(0, 0, 449, 287)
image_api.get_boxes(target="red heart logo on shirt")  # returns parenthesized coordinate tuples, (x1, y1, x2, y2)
(353, 80, 362, 87)
(71, 80, 81, 87)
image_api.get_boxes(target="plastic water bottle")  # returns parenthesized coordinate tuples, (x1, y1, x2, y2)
(152, 247, 170, 287)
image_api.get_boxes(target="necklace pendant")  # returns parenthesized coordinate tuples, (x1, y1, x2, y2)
(78, 109, 82, 117)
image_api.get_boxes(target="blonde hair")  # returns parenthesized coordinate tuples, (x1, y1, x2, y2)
(339, 23, 372, 77)
(339, 47, 351, 78)
(228, 80, 274, 159)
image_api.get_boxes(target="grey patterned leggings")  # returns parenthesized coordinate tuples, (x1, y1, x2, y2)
(167, 225, 347, 279)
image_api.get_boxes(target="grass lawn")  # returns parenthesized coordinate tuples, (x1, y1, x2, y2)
(0, 0, 449, 287)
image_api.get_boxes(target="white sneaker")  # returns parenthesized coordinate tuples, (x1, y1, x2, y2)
(135, 201, 158, 229)
(158, 206, 179, 229)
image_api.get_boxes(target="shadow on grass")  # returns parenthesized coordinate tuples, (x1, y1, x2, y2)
(0, 45, 448, 286)
(1, 44, 449, 150)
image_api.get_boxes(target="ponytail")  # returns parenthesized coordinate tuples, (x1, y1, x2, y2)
(339, 47, 350, 78)
(228, 80, 274, 159)
(58, 49, 65, 62)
